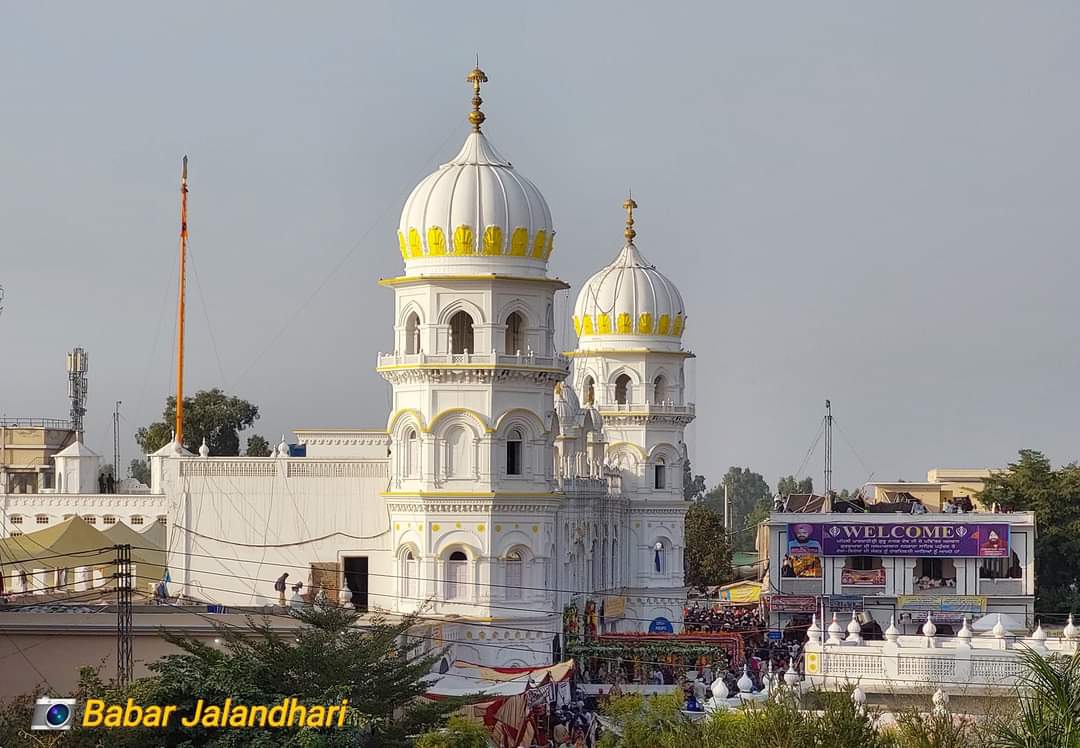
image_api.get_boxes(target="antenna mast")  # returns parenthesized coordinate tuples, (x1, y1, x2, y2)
(175, 157, 189, 446)
(66, 347, 88, 439)
(824, 399, 833, 497)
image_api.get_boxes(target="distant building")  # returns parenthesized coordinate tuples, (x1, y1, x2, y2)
(0, 419, 77, 494)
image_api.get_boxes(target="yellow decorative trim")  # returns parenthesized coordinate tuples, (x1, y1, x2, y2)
(455, 522, 462, 529)
(482, 226, 503, 255)
(432, 523, 441, 532)
(397, 232, 408, 260)
(597, 314, 612, 334)
(381, 490, 561, 498)
(531, 525, 539, 534)
(616, 313, 632, 334)
(638, 313, 653, 335)
(427, 407, 492, 434)
(427, 226, 447, 256)
(581, 315, 595, 335)
(672, 314, 684, 336)
(657, 314, 671, 335)
(453, 225, 475, 255)
(477, 523, 485, 532)
(386, 407, 428, 434)
(572, 316, 582, 336)
(531, 230, 547, 258)
(607, 441, 649, 460)
(493, 408, 548, 433)
(510, 227, 528, 256)
(394, 523, 400, 530)
(379, 274, 570, 290)
(564, 349, 695, 358)
(408, 228, 423, 258)
(494, 524, 501, 532)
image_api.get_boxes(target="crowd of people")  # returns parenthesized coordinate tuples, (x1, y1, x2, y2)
(683, 603, 766, 633)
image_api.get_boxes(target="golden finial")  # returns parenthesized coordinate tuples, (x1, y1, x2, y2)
(466, 64, 488, 132)
(623, 192, 638, 243)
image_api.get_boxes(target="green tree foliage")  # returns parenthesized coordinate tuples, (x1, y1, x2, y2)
(683, 456, 706, 502)
(245, 434, 272, 457)
(777, 475, 814, 497)
(683, 503, 733, 589)
(979, 450, 1080, 599)
(990, 648, 1080, 748)
(129, 457, 151, 486)
(415, 715, 492, 748)
(70, 604, 460, 747)
(703, 467, 772, 552)
(135, 389, 260, 457)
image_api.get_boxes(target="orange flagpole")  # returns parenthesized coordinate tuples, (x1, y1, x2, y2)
(175, 156, 188, 445)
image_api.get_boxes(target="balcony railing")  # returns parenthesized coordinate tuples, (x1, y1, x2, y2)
(0, 418, 75, 430)
(597, 402, 696, 416)
(377, 351, 568, 370)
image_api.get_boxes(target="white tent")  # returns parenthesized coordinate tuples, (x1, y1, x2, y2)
(971, 613, 1027, 633)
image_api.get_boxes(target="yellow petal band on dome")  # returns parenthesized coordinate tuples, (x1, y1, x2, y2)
(408, 228, 423, 258)
(597, 314, 612, 334)
(672, 314, 684, 336)
(544, 234, 555, 260)
(657, 314, 671, 335)
(616, 313, 633, 334)
(397, 231, 408, 260)
(637, 313, 653, 334)
(427, 226, 447, 256)
(510, 227, 529, 256)
(582, 315, 594, 335)
(453, 225, 475, 255)
(572, 316, 582, 336)
(482, 226, 503, 255)
(531, 230, 547, 258)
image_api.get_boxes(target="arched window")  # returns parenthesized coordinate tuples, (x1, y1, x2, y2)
(445, 427, 472, 478)
(446, 551, 468, 600)
(450, 311, 474, 355)
(130, 515, 144, 525)
(654, 541, 667, 575)
(505, 551, 523, 600)
(583, 376, 595, 405)
(653, 375, 668, 404)
(402, 550, 418, 601)
(405, 312, 420, 355)
(506, 429, 523, 476)
(614, 374, 631, 405)
(405, 429, 419, 477)
(654, 458, 666, 490)
(611, 538, 619, 588)
(505, 311, 524, 354)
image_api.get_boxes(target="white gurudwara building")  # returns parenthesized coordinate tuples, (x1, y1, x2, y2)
(5, 69, 696, 667)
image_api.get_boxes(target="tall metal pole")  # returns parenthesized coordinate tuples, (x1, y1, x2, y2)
(115, 544, 133, 687)
(824, 399, 833, 497)
(113, 401, 122, 480)
(175, 157, 189, 446)
(723, 482, 731, 539)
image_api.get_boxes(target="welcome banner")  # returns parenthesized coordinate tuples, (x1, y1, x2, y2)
(787, 522, 1010, 558)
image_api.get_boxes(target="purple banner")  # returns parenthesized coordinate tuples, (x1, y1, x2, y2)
(786, 522, 1010, 558)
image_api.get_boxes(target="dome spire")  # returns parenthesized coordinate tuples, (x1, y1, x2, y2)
(466, 63, 488, 132)
(623, 192, 637, 243)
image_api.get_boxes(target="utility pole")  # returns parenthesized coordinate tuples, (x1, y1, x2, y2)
(113, 401, 122, 480)
(824, 399, 833, 498)
(114, 544, 133, 687)
(723, 481, 731, 540)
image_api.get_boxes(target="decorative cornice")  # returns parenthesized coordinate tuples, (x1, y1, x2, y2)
(379, 274, 570, 290)
(563, 349, 695, 359)
(2, 494, 166, 509)
(378, 367, 567, 387)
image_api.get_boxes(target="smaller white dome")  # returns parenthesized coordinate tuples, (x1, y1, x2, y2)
(737, 665, 754, 693)
(199, 438, 210, 458)
(554, 382, 583, 430)
(1065, 614, 1078, 641)
(573, 199, 686, 352)
(922, 613, 937, 639)
(711, 676, 729, 700)
(884, 616, 899, 642)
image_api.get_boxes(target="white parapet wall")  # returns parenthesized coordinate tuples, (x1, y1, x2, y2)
(802, 614, 1080, 695)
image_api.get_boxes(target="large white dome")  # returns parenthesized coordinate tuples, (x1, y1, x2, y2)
(572, 200, 686, 351)
(396, 69, 554, 277)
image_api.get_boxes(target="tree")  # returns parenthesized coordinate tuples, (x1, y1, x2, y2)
(703, 467, 771, 552)
(777, 475, 813, 497)
(72, 604, 462, 747)
(683, 455, 706, 502)
(246, 434, 272, 457)
(129, 458, 151, 486)
(135, 389, 260, 457)
(415, 715, 492, 748)
(980, 450, 1080, 600)
(684, 503, 733, 589)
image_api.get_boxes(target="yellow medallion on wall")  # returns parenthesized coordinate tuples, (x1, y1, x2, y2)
(657, 314, 671, 335)
(427, 226, 447, 256)
(597, 313, 612, 334)
(531, 230, 547, 258)
(616, 313, 632, 334)
(453, 225, 475, 255)
(408, 228, 423, 258)
(637, 313, 653, 335)
(482, 225, 503, 255)
(397, 232, 408, 261)
(510, 227, 529, 256)
(582, 315, 595, 335)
